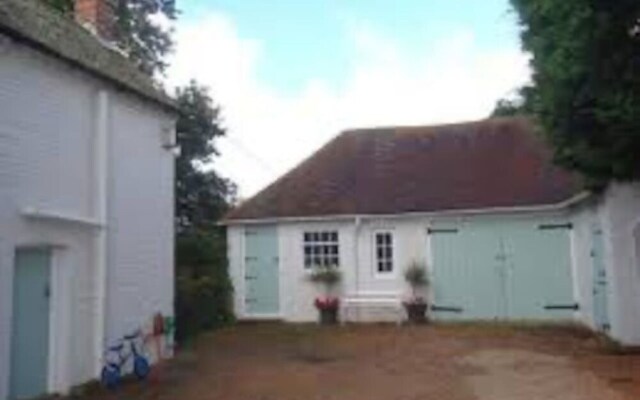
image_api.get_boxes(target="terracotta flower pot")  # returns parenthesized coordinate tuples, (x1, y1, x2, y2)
(318, 307, 339, 325)
(404, 302, 428, 324)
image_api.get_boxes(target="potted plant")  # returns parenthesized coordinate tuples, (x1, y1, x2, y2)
(308, 266, 342, 325)
(403, 261, 430, 323)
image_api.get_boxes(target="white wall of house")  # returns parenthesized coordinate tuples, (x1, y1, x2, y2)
(228, 208, 578, 323)
(0, 34, 175, 399)
(601, 183, 640, 344)
(564, 183, 640, 345)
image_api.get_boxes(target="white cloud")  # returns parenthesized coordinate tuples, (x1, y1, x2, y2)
(167, 13, 530, 198)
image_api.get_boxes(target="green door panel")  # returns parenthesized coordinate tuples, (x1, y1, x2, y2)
(591, 226, 609, 331)
(10, 248, 51, 400)
(431, 218, 574, 321)
(504, 222, 574, 319)
(431, 221, 503, 320)
(245, 225, 279, 315)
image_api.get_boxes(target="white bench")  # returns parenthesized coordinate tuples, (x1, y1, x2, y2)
(341, 291, 404, 324)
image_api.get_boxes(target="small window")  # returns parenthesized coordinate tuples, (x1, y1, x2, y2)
(303, 231, 339, 268)
(374, 232, 393, 274)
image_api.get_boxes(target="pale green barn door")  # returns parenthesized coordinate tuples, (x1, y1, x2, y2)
(504, 222, 575, 319)
(430, 219, 574, 320)
(430, 221, 503, 320)
(10, 248, 51, 400)
(244, 225, 279, 315)
(591, 225, 610, 331)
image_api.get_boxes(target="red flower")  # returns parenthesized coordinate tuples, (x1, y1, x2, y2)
(314, 296, 340, 310)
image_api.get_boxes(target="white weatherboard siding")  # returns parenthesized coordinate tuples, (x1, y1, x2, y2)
(106, 97, 175, 345)
(228, 209, 580, 323)
(0, 34, 175, 399)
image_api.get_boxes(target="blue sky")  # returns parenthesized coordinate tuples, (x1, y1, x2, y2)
(168, 1, 530, 197)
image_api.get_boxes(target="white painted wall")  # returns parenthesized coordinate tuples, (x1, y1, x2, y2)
(0, 34, 175, 398)
(568, 183, 640, 345)
(228, 209, 576, 323)
(600, 183, 640, 344)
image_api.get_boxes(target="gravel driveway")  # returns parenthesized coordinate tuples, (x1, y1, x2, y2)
(76, 323, 640, 400)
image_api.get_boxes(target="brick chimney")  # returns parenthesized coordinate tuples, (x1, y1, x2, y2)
(74, 0, 116, 42)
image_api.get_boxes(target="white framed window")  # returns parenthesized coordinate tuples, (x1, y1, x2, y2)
(374, 231, 394, 275)
(303, 231, 339, 268)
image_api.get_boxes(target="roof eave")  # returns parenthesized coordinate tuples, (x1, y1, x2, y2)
(0, 25, 178, 114)
(220, 191, 592, 226)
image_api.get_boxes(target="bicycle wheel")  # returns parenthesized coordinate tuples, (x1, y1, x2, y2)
(100, 365, 120, 389)
(133, 355, 150, 380)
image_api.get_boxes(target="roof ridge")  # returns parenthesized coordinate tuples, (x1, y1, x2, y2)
(340, 116, 531, 136)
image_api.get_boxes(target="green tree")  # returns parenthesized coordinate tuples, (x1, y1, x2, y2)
(174, 81, 236, 340)
(509, 0, 640, 186)
(41, 0, 177, 76)
(175, 80, 236, 233)
(41, 0, 73, 12)
(113, 0, 177, 76)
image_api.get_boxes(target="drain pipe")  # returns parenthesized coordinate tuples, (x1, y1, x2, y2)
(353, 216, 362, 320)
(93, 90, 109, 377)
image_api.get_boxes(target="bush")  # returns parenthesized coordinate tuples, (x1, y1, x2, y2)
(175, 229, 234, 342)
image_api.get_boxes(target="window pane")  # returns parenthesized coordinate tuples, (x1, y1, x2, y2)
(330, 232, 338, 242)
(304, 232, 311, 242)
(385, 247, 392, 259)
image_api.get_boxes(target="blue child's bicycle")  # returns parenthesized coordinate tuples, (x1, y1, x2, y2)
(101, 330, 151, 389)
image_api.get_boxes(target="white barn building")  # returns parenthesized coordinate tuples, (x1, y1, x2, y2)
(224, 118, 640, 345)
(0, 0, 176, 398)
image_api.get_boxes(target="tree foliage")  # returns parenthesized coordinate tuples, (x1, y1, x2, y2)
(41, 0, 177, 76)
(41, 0, 73, 13)
(509, 0, 640, 185)
(173, 81, 237, 340)
(175, 81, 236, 234)
(113, 0, 177, 76)
(175, 230, 234, 341)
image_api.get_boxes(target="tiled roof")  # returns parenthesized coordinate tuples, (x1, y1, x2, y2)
(224, 117, 584, 221)
(0, 0, 176, 111)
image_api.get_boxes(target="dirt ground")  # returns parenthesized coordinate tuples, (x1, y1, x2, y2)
(74, 323, 640, 400)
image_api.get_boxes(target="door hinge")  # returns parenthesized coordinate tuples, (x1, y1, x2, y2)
(431, 305, 463, 313)
(543, 303, 579, 311)
(427, 228, 459, 234)
(245, 275, 257, 280)
(245, 256, 258, 261)
(538, 223, 573, 230)
(245, 298, 257, 303)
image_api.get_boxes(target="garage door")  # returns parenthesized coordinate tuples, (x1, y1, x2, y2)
(244, 225, 280, 316)
(430, 218, 575, 320)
